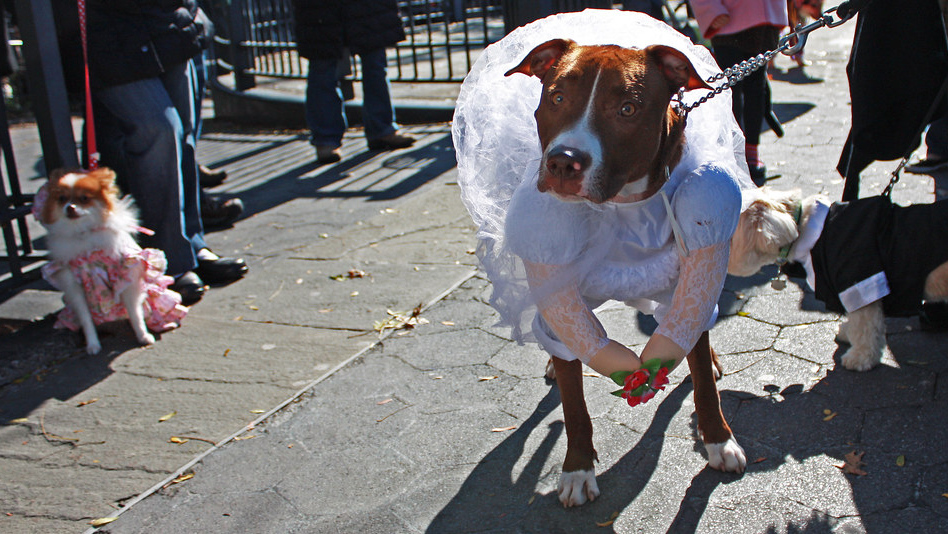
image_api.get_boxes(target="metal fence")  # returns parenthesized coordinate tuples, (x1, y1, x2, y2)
(206, 0, 505, 92)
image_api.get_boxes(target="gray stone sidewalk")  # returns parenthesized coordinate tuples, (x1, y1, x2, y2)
(1, 17, 947, 534)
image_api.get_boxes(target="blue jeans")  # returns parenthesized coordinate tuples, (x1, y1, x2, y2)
(93, 60, 206, 276)
(305, 48, 398, 148)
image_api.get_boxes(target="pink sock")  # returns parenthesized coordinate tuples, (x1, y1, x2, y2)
(745, 144, 761, 166)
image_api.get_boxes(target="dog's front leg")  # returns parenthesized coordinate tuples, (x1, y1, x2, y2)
(839, 301, 885, 371)
(551, 356, 600, 507)
(687, 331, 746, 473)
(52, 270, 101, 354)
(120, 263, 155, 346)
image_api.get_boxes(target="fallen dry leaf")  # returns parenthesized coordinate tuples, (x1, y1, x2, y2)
(158, 411, 177, 422)
(823, 409, 838, 421)
(836, 451, 867, 476)
(167, 472, 194, 486)
(491, 425, 517, 432)
(76, 398, 98, 407)
(528, 494, 536, 505)
(234, 435, 257, 441)
(250, 409, 266, 414)
(896, 455, 906, 467)
(377, 399, 393, 405)
(222, 349, 231, 357)
(89, 517, 117, 527)
(753, 457, 767, 464)
(596, 511, 620, 527)
(169, 436, 189, 444)
(440, 320, 455, 326)
(9, 418, 28, 424)
(478, 376, 498, 382)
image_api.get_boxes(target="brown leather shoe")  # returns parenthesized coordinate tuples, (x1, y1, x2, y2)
(316, 145, 341, 164)
(367, 133, 416, 151)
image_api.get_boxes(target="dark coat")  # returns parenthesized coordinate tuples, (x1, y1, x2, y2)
(85, 0, 213, 89)
(291, 0, 405, 60)
(810, 196, 948, 316)
(837, 0, 948, 179)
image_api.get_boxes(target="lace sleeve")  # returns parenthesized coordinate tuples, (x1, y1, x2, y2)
(524, 261, 610, 363)
(655, 241, 730, 352)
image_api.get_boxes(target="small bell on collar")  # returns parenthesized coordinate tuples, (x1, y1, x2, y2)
(770, 273, 788, 290)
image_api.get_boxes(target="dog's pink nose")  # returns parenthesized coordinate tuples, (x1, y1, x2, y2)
(546, 147, 590, 180)
(65, 204, 81, 219)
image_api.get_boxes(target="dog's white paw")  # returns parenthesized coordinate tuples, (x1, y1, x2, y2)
(840, 347, 880, 372)
(138, 332, 156, 346)
(545, 358, 556, 380)
(705, 436, 746, 473)
(85, 339, 102, 355)
(558, 469, 600, 507)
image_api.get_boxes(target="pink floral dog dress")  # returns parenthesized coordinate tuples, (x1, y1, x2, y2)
(42, 244, 188, 333)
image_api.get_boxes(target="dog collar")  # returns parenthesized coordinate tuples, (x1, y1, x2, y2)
(775, 203, 803, 265)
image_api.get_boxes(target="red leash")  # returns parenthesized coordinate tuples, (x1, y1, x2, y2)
(77, 0, 99, 169)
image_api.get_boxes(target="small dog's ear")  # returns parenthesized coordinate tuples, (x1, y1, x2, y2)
(646, 45, 710, 96)
(89, 167, 119, 196)
(505, 39, 574, 79)
(48, 168, 67, 184)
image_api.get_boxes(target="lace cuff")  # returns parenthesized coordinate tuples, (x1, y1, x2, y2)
(655, 241, 730, 351)
(524, 261, 609, 363)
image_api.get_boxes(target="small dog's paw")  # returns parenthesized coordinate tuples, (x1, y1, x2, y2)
(138, 332, 156, 346)
(706, 436, 746, 473)
(840, 347, 879, 372)
(558, 469, 599, 507)
(836, 322, 851, 345)
(85, 340, 102, 355)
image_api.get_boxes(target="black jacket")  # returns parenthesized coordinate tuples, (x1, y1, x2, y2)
(837, 0, 948, 178)
(85, 0, 213, 89)
(291, 0, 405, 60)
(810, 196, 948, 316)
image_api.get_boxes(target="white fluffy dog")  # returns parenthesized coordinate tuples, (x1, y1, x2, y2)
(728, 187, 948, 371)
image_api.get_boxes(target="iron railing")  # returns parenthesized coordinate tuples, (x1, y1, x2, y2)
(205, 0, 505, 91)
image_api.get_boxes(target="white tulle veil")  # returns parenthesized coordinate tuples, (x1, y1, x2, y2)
(452, 8, 754, 346)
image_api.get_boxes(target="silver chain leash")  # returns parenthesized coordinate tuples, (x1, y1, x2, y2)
(672, 3, 858, 118)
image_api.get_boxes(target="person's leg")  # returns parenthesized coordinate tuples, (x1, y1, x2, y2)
(305, 56, 347, 148)
(358, 48, 398, 141)
(161, 59, 207, 256)
(93, 70, 196, 277)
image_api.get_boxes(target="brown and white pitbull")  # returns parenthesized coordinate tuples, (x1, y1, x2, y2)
(505, 39, 745, 505)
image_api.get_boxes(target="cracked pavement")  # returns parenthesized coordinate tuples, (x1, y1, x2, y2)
(1, 16, 948, 534)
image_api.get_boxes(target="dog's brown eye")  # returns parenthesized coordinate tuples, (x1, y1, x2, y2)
(550, 91, 564, 105)
(57, 195, 68, 204)
(620, 102, 635, 116)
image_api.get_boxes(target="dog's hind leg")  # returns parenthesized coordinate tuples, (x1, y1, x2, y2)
(923, 260, 948, 301)
(687, 331, 746, 473)
(840, 301, 885, 372)
(121, 265, 155, 347)
(52, 269, 101, 354)
(551, 356, 600, 507)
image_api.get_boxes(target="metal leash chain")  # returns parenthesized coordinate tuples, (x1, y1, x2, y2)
(672, 3, 858, 118)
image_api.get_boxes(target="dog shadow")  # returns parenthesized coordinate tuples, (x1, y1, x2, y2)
(427, 375, 751, 533)
(0, 318, 155, 421)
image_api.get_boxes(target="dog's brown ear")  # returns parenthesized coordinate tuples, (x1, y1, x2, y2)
(646, 45, 710, 95)
(48, 168, 67, 183)
(505, 39, 574, 79)
(89, 167, 120, 198)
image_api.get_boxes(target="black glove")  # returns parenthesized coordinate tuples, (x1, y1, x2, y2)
(836, 0, 872, 21)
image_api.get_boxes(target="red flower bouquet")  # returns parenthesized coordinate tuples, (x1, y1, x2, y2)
(610, 358, 676, 407)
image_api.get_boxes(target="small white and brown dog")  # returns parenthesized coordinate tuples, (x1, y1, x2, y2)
(37, 168, 187, 354)
(729, 187, 948, 371)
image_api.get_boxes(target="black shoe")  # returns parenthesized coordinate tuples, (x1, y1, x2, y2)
(194, 252, 248, 284)
(201, 194, 244, 228)
(169, 271, 206, 306)
(748, 162, 767, 186)
(199, 164, 228, 188)
(367, 133, 416, 151)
